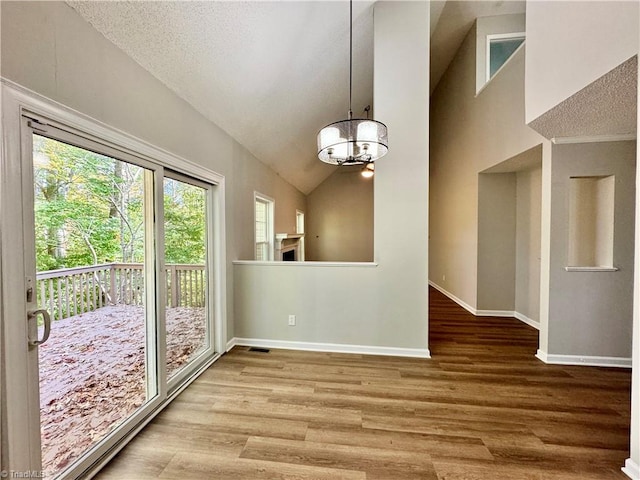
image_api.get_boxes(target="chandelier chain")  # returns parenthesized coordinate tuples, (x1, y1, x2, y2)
(316, 0, 388, 165)
(348, 0, 353, 120)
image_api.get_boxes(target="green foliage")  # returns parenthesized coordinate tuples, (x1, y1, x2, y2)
(164, 179, 206, 264)
(34, 136, 206, 271)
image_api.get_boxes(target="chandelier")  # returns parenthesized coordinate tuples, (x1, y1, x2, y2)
(317, 0, 388, 166)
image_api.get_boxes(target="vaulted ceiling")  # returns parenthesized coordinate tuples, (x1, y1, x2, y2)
(68, 1, 525, 194)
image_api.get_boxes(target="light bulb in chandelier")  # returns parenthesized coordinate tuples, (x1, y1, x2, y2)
(361, 162, 375, 178)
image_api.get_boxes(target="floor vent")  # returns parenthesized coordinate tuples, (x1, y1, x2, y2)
(248, 347, 270, 353)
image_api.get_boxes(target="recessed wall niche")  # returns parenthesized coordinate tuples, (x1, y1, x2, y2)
(568, 175, 615, 268)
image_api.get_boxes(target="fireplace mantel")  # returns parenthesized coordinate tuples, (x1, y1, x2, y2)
(275, 233, 304, 261)
(275, 233, 304, 242)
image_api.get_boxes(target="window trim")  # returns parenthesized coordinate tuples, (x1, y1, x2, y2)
(485, 32, 526, 82)
(296, 210, 305, 262)
(296, 210, 305, 234)
(254, 192, 275, 261)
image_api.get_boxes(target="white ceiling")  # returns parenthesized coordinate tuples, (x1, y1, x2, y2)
(67, 1, 524, 194)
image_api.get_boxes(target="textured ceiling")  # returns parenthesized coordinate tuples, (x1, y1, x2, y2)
(68, 1, 375, 194)
(67, 1, 526, 194)
(529, 56, 638, 140)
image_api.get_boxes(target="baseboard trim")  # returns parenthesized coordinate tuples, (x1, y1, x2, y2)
(429, 281, 540, 330)
(535, 349, 548, 362)
(225, 337, 237, 352)
(228, 337, 431, 359)
(428, 281, 476, 315)
(475, 309, 512, 317)
(514, 312, 541, 330)
(536, 349, 632, 368)
(622, 458, 640, 480)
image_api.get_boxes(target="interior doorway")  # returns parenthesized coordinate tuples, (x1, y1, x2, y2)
(476, 144, 543, 329)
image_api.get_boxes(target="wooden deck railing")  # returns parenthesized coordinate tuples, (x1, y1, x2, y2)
(36, 263, 206, 321)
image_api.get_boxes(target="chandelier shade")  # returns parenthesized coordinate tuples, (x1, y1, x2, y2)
(317, 118, 388, 165)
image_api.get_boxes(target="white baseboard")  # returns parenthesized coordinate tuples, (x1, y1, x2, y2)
(429, 281, 540, 330)
(428, 281, 477, 315)
(475, 309, 514, 317)
(225, 337, 237, 352)
(623, 458, 640, 480)
(535, 349, 548, 363)
(227, 337, 431, 359)
(514, 311, 540, 330)
(536, 349, 632, 368)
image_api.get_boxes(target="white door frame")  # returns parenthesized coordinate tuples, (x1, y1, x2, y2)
(0, 79, 227, 477)
(296, 209, 305, 261)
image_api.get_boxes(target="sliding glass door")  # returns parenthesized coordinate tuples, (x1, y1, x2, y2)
(1, 107, 220, 479)
(29, 131, 161, 479)
(163, 173, 212, 383)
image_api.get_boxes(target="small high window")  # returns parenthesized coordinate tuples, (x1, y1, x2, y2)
(486, 33, 525, 81)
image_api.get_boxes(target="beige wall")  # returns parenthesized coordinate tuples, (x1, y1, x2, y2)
(525, 1, 638, 124)
(234, 1, 430, 352)
(0, 1, 306, 340)
(232, 149, 307, 261)
(515, 166, 542, 324)
(477, 173, 516, 311)
(305, 169, 373, 262)
(429, 20, 546, 309)
(547, 141, 636, 358)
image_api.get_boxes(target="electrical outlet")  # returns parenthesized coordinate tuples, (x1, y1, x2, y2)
(288, 314, 296, 326)
(442, 275, 446, 282)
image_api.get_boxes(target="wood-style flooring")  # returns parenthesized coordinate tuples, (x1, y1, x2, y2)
(95, 287, 632, 479)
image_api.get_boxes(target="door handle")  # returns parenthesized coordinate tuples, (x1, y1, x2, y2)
(28, 309, 51, 346)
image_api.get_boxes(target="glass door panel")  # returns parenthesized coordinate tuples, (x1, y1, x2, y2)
(32, 134, 157, 477)
(163, 176, 209, 380)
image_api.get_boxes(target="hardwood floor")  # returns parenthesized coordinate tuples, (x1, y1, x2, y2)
(95, 287, 632, 479)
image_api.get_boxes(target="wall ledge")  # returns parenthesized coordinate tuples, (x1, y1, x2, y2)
(536, 349, 632, 368)
(226, 337, 430, 359)
(233, 260, 378, 267)
(622, 458, 640, 480)
(564, 266, 619, 272)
